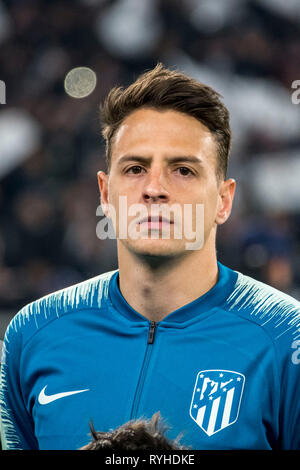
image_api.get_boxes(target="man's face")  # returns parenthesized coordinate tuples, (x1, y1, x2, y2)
(98, 108, 235, 258)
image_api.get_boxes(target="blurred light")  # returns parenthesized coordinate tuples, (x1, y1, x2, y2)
(64, 67, 97, 99)
(0, 108, 41, 178)
(95, 0, 162, 58)
(248, 151, 300, 213)
(187, 0, 243, 33)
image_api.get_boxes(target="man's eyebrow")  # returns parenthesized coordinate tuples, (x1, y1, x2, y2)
(166, 156, 203, 165)
(117, 155, 151, 165)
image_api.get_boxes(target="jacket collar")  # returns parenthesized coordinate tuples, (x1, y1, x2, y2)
(108, 262, 238, 325)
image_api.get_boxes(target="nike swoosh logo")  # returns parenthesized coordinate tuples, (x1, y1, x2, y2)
(38, 386, 89, 405)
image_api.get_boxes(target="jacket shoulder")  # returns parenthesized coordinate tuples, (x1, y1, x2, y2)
(225, 271, 300, 344)
(2, 270, 117, 349)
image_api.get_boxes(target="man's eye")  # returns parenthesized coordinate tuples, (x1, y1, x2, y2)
(126, 166, 144, 174)
(176, 167, 194, 176)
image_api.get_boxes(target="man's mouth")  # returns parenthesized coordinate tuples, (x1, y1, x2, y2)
(138, 215, 174, 229)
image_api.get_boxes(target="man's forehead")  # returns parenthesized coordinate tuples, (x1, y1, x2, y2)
(114, 107, 212, 137)
(112, 108, 217, 159)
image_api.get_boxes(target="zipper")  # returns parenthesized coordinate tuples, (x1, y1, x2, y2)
(148, 320, 156, 344)
(130, 321, 157, 419)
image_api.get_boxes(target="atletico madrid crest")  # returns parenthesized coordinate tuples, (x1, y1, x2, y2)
(190, 370, 245, 436)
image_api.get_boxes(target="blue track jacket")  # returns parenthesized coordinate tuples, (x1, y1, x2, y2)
(0, 263, 299, 450)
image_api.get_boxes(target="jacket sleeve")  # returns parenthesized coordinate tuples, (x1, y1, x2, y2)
(277, 333, 300, 450)
(0, 315, 38, 450)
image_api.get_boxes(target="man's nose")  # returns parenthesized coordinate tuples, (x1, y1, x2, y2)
(142, 169, 169, 203)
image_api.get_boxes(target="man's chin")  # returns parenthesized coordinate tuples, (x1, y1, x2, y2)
(120, 238, 187, 259)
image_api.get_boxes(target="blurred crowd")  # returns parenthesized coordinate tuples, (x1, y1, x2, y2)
(0, 0, 300, 332)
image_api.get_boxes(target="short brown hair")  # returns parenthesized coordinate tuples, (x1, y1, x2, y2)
(80, 412, 187, 451)
(100, 63, 231, 179)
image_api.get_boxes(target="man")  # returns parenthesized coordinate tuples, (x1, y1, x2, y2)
(0, 64, 299, 450)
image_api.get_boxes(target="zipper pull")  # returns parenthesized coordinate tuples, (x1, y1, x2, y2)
(148, 321, 156, 344)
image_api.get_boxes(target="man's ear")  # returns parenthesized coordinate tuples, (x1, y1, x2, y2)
(97, 171, 109, 217)
(215, 178, 236, 225)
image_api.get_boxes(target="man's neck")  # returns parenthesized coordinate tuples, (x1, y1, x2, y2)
(117, 242, 219, 322)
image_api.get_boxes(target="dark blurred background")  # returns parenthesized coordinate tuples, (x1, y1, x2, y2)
(0, 0, 300, 340)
